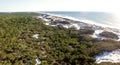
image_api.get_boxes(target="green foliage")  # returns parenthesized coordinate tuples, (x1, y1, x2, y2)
(78, 27, 94, 35)
(0, 13, 119, 65)
(99, 31, 119, 39)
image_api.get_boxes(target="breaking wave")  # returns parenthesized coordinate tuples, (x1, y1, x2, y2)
(40, 12, 119, 29)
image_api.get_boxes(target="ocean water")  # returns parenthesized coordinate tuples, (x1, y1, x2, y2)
(40, 11, 120, 29)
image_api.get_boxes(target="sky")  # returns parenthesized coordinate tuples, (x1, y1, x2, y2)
(0, 0, 120, 13)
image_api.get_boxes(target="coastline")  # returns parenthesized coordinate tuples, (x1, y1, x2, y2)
(37, 12, 120, 41)
(39, 12, 120, 30)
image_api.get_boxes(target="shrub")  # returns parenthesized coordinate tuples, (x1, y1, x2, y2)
(99, 31, 119, 39)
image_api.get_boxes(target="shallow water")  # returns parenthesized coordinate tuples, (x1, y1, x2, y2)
(39, 11, 120, 29)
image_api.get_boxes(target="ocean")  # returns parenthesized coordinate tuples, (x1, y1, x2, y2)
(40, 11, 120, 29)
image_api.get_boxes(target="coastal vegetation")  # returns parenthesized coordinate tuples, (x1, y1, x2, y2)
(0, 13, 120, 65)
(99, 31, 119, 39)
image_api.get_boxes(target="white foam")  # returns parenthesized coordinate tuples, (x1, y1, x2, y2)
(41, 12, 119, 29)
(95, 49, 120, 63)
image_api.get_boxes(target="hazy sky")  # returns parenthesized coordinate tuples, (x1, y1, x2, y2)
(0, 0, 120, 12)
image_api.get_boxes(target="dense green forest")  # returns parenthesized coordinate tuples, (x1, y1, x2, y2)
(0, 13, 120, 65)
